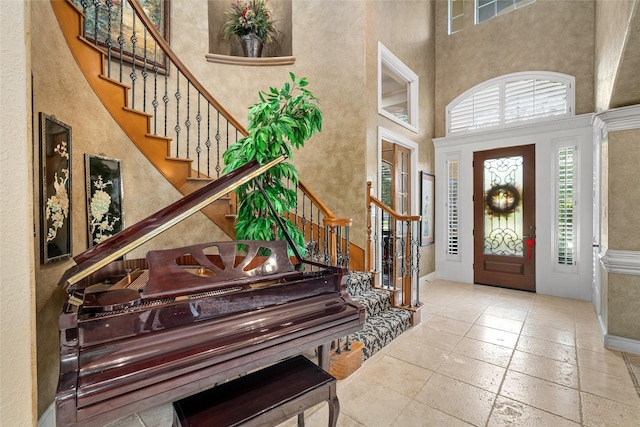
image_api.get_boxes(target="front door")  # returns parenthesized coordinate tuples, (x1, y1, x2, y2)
(473, 145, 536, 291)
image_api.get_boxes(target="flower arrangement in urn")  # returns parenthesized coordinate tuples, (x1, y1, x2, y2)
(223, 0, 277, 57)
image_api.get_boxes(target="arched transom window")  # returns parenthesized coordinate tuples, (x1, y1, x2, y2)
(446, 72, 575, 135)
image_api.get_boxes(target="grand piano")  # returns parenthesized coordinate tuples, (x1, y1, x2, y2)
(55, 156, 365, 426)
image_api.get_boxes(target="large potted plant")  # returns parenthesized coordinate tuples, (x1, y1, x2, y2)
(222, 0, 277, 57)
(222, 73, 322, 257)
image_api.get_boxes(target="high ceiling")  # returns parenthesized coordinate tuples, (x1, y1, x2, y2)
(610, 6, 640, 108)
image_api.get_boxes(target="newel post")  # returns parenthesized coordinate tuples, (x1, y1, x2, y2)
(324, 218, 352, 267)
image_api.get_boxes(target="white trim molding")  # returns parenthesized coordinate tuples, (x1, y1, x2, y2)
(605, 334, 640, 355)
(593, 104, 640, 133)
(435, 114, 593, 148)
(599, 249, 640, 275)
(378, 42, 419, 133)
(597, 313, 640, 355)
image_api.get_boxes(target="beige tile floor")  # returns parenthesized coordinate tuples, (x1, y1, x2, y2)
(282, 279, 640, 427)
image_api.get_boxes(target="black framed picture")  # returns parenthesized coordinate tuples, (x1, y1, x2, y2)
(40, 113, 72, 263)
(85, 154, 124, 247)
(420, 171, 434, 246)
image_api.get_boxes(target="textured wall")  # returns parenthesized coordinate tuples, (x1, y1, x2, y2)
(434, 0, 595, 137)
(606, 128, 640, 341)
(608, 273, 640, 340)
(594, 0, 638, 110)
(608, 129, 640, 251)
(0, 0, 36, 425)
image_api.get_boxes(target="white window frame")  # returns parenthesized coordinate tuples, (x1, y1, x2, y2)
(554, 138, 578, 273)
(446, 71, 574, 136)
(378, 42, 419, 133)
(476, 0, 535, 24)
(448, 0, 464, 34)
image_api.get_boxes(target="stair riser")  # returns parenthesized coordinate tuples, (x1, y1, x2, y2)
(350, 291, 393, 318)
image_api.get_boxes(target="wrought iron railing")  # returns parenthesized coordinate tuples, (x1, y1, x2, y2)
(69, 0, 351, 267)
(366, 182, 421, 309)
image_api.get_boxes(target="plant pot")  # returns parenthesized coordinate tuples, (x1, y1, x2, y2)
(241, 33, 264, 57)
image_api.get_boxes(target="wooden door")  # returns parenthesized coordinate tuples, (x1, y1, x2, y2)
(473, 145, 536, 291)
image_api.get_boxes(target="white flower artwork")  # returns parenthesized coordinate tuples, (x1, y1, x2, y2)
(85, 154, 124, 247)
(89, 175, 120, 245)
(45, 141, 70, 242)
(40, 113, 72, 263)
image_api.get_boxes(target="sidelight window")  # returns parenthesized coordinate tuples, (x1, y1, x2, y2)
(446, 156, 460, 259)
(556, 143, 577, 269)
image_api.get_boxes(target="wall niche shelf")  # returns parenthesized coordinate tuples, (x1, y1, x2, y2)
(205, 53, 296, 66)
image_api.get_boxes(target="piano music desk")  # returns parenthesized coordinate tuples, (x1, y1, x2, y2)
(173, 355, 339, 427)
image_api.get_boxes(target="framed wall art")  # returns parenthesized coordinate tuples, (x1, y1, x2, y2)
(420, 171, 435, 246)
(72, 0, 170, 72)
(85, 154, 124, 247)
(40, 113, 72, 263)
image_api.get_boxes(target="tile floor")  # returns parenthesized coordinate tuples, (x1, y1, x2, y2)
(282, 279, 640, 427)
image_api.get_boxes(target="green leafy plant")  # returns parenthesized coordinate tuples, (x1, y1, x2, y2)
(223, 73, 323, 256)
(222, 0, 277, 44)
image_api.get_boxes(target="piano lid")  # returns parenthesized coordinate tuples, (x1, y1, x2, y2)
(59, 156, 286, 289)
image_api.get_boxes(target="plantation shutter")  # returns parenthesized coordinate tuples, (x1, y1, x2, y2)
(446, 72, 573, 136)
(557, 146, 575, 266)
(449, 84, 500, 133)
(447, 159, 459, 256)
(505, 79, 567, 124)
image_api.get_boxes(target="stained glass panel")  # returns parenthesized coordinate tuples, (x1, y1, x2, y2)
(483, 155, 524, 256)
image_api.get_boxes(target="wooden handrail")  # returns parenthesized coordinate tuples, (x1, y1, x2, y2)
(366, 181, 420, 272)
(324, 218, 352, 227)
(369, 195, 420, 222)
(297, 181, 337, 219)
(127, 0, 247, 137)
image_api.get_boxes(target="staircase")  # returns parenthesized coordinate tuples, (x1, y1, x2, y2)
(51, 0, 418, 364)
(346, 271, 412, 360)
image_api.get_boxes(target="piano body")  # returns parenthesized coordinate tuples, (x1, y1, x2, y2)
(55, 156, 365, 426)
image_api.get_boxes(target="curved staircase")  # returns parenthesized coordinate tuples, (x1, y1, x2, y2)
(51, 0, 240, 236)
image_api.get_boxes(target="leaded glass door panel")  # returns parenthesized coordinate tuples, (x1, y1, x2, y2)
(473, 145, 535, 291)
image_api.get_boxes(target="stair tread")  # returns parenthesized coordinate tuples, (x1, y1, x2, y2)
(350, 309, 412, 360)
(345, 270, 412, 361)
(349, 290, 393, 318)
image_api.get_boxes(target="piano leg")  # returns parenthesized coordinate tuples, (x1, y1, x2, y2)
(317, 343, 330, 370)
(328, 384, 340, 427)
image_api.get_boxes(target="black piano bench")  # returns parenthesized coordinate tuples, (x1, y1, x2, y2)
(173, 355, 339, 427)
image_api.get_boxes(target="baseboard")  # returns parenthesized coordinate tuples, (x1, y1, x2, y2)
(38, 402, 55, 427)
(597, 313, 640, 355)
(605, 334, 640, 355)
(420, 271, 436, 285)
